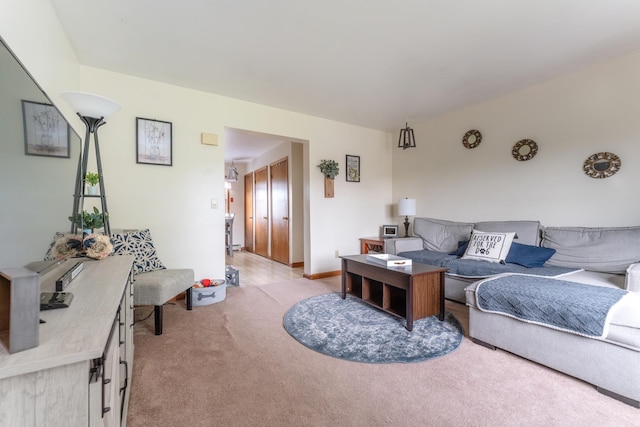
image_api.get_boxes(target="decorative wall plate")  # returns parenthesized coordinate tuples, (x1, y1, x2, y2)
(462, 129, 482, 149)
(512, 139, 538, 161)
(583, 152, 621, 179)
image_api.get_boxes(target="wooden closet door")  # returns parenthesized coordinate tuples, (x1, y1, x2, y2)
(253, 166, 269, 257)
(270, 158, 289, 265)
(244, 172, 254, 252)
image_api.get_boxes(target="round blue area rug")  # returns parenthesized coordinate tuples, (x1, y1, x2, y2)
(283, 293, 464, 363)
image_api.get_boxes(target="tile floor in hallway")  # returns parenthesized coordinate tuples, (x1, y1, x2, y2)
(225, 250, 305, 286)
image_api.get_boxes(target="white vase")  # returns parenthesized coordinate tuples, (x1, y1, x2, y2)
(86, 185, 98, 195)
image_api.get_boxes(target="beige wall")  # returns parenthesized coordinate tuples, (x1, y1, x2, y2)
(393, 50, 640, 228)
(75, 66, 391, 278)
(2, 0, 393, 277)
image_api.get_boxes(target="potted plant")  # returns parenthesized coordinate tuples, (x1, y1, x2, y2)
(318, 159, 339, 198)
(85, 172, 100, 195)
(68, 206, 108, 234)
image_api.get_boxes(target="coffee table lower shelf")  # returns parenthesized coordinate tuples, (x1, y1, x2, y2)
(340, 255, 447, 331)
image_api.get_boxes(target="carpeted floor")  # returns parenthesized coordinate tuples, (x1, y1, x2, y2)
(127, 277, 640, 426)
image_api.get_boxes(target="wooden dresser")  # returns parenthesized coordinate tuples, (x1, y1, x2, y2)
(0, 255, 135, 426)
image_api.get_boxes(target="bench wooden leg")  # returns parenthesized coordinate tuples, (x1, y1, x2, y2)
(154, 305, 163, 335)
(186, 286, 193, 311)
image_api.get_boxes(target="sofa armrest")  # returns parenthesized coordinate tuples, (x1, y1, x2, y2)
(385, 237, 422, 255)
(625, 263, 640, 293)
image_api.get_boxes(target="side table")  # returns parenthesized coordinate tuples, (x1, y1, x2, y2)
(359, 237, 385, 254)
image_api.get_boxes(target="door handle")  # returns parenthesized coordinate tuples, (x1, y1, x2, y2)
(282, 217, 289, 220)
(263, 216, 268, 220)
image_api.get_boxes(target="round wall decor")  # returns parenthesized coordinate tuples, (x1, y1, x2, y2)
(462, 129, 482, 149)
(512, 139, 538, 161)
(583, 152, 621, 179)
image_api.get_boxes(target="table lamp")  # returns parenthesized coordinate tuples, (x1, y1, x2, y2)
(398, 198, 416, 238)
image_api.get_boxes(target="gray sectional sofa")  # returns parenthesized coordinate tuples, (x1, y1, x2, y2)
(386, 217, 640, 407)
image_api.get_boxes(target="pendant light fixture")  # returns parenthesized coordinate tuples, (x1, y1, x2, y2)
(397, 122, 416, 149)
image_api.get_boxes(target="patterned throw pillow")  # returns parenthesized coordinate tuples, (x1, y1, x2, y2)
(462, 229, 515, 264)
(111, 229, 166, 274)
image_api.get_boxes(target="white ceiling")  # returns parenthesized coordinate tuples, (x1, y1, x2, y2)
(50, 0, 640, 159)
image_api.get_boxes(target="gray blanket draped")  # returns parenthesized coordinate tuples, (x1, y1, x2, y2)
(476, 274, 627, 338)
(398, 249, 579, 278)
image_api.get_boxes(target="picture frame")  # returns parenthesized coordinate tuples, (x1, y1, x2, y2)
(21, 100, 70, 158)
(346, 154, 360, 182)
(381, 224, 399, 238)
(136, 117, 172, 166)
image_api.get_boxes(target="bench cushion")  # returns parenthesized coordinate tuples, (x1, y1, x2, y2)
(133, 268, 195, 306)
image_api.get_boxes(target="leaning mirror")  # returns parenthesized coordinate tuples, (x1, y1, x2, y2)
(0, 36, 81, 269)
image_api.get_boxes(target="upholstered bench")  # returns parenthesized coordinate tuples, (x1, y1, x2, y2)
(111, 229, 194, 335)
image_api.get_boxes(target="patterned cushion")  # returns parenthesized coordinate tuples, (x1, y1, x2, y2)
(462, 229, 515, 264)
(111, 229, 166, 274)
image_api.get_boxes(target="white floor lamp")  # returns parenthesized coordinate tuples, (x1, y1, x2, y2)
(61, 92, 120, 235)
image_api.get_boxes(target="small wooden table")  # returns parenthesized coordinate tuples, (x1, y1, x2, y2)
(340, 254, 448, 331)
(359, 237, 385, 254)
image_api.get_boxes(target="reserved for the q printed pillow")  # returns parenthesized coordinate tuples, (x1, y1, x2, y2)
(470, 234, 504, 254)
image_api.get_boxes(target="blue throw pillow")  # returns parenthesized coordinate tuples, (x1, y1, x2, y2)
(449, 240, 469, 257)
(505, 242, 556, 268)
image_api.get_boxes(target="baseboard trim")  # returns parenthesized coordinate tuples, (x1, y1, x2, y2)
(304, 270, 341, 280)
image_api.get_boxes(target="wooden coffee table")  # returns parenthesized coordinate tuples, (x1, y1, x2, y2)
(340, 254, 448, 331)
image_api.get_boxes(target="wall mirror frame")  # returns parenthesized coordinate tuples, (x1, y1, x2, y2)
(583, 152, 621, 179)
(462, 129, 482, 149)
(512, 139, 538, 161)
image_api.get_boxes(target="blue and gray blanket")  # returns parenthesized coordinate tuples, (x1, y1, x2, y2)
(398, 249, 578, 278)
(475, 274, 628, 338)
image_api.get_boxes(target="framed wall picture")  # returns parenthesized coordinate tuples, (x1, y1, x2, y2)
(381, 224, 399, 238)
(346, 154, 360, 182)
(21, 100, 70, 158)
(136, 117, 172, 166)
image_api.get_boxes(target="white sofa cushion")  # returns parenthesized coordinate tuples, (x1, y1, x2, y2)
(542, 226, 640, 274)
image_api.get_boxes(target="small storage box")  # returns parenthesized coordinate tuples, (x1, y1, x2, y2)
(366, 253, 412, 267)
(191, 281, 226, 306)
(225, 265, 239, 286)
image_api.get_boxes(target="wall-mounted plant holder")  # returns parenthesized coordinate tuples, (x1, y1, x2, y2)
(318, 159, 339, 198)
(324, 177, 335, 198)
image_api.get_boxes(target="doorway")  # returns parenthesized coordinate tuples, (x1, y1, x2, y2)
(224, 127, 306, 269)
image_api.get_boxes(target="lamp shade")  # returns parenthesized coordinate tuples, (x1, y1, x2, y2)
(60, 91, 121, 120)
(398, 198, 416, 216)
